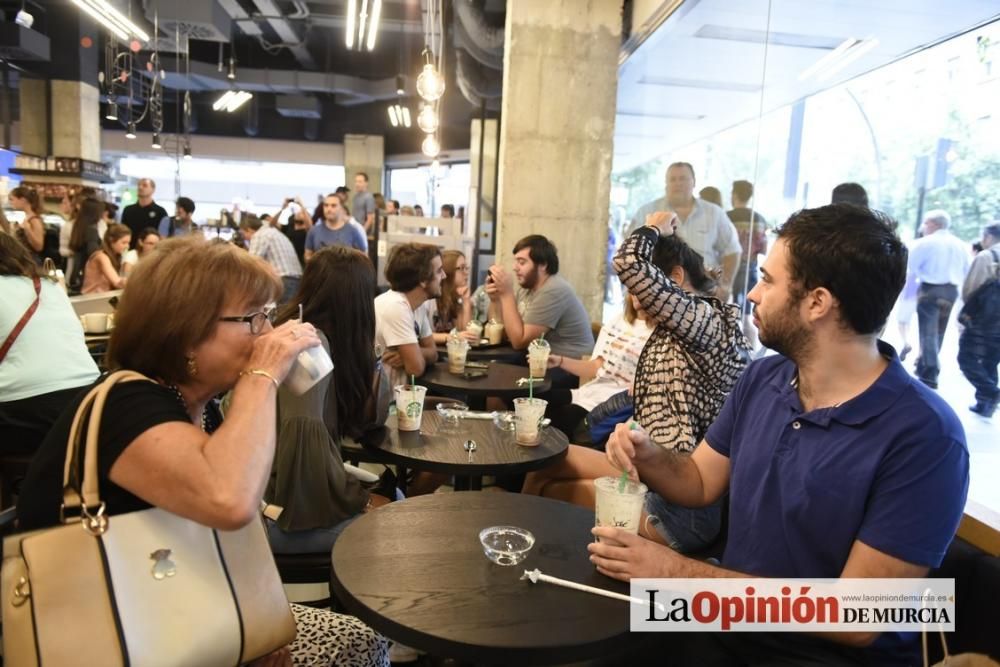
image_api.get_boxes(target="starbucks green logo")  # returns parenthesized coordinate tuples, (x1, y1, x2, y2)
(406, 401, 421, 417)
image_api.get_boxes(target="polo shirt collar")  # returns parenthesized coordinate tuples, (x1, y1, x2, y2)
(770, 341, 912, 427)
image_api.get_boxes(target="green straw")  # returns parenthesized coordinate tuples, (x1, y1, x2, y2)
(528, 376, 534, 400)
(619, 422, 639, 493)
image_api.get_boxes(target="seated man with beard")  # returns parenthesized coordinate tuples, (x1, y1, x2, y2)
(486, 235, 595, 389)
(591, 204, 969, 666)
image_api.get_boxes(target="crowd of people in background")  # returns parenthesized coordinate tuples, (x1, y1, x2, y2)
(0, 157, 996, 664)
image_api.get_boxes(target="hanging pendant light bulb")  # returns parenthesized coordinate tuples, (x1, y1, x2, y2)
(151, 132, 162, 149)
(105, 99, 118, 121)
(183, 141, 192, 159)
(417, 104, 439, 133)
(416, 63, 445, 102)
(125, 121, 137, 139)
(421, 134, 440, 158)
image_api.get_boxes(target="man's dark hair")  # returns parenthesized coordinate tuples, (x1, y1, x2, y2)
(104, 201, 119, 218)
(983, 222, 1000, 241)
(652, 236, 717, 295)
(356, 172, 369, 182)
(732, 180, 754, 202)
(390, 199, 400, 210)
(831, 182, 869, 207)
(513, 235, 559, 275)
(441, 204, 455, 216)
(335, 186, 350, 195)
(385, 243, 441, 292)
(777, 204, 905, 335)
(668, 161, 696, 181)
(176, 196, 196, 215)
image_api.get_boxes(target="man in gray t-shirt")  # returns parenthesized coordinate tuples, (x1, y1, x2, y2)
(352, 172, 376, 234)
(486, 235, 595, 367)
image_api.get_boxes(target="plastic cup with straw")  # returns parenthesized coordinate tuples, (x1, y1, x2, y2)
(514, 376, 547, 446)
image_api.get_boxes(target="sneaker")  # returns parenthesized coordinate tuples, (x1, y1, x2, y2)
(899, 344, 912, 362)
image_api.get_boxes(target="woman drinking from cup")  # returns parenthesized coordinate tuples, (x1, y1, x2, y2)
(17, 236, 389, 666)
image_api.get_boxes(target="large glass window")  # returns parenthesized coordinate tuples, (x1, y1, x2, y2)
(614, 4, 1000, 517)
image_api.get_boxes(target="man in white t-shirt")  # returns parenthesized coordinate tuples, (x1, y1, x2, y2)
(374, 243, 446, 388)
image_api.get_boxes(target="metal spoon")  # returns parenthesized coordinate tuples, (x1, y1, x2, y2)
(464, 439, 477, 462)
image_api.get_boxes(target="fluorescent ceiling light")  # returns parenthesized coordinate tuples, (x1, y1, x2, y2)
(72, 0, 150, 42)
(346, 0, 381, 52)
(401, 105, 411, 128)
(798, 38, 858, 82)
(213, 90, 252, 113)
(366, 0, 382, 51)
(345, 0, 357, 48)
(357, 0, 369, 49)
(817, 38, 880, 82)
(388, 105, 399, 127)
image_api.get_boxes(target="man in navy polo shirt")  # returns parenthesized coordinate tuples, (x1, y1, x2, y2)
(591, 204, 969, 665)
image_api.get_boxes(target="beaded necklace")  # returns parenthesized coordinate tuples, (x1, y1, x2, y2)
(168, 385, 219, 433)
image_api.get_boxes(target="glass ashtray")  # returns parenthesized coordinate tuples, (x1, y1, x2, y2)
(479, 526, 535, 566)
(493, 411, 516, 432)
(436, 401, 469, 429)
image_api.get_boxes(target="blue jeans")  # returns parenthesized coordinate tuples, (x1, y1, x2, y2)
(915, 283, 958, 386)
(644, 493, 722, 554)
(958, 329, 1000, 405)
(266, 515, 357, 555)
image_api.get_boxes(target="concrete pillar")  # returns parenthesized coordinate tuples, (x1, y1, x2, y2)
(344, 134, 385, 194)
(496, 0, 622, 320)
(18, 79, 100, 162)
(18, 78, 48, 157)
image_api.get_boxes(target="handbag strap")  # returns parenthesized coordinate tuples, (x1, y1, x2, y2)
(0, 276, 41, 363)
(61, 370, 152, 522)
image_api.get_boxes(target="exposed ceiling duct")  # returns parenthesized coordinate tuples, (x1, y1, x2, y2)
(451, 0, 504, 109)
(453, 0, 503, 69)
(152, 56, 401, 107)
(143, 0, 232, 42)
(455, 48, 501, 111)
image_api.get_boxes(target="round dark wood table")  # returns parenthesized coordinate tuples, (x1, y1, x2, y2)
(437, 342, 526, 365)
(363, 411, 567, 490)
(330, 493, 635, 665)
(422, 361, 550, 410)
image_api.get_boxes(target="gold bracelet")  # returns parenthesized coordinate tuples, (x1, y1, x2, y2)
(240, 368, 279, 389)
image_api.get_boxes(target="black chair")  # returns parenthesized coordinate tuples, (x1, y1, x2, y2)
(926, 538, 1000, 661)
(273, 551, 335, 609)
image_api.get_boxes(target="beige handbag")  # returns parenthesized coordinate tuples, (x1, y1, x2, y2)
(1, 371, 297, 666)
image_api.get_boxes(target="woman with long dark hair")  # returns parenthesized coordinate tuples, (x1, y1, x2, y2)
(266, 245, 392, 553)
(428, 250, 478, 343)
(67, 197, 104, 292)
(9, 185, 45, 261)
(82, 223, 130, 294)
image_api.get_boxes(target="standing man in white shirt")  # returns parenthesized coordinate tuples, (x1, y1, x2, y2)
(375, 243, 446, 388)
(908, 209, 971, 388)
(629, 162, 742, 302)
(239, 215, 303, 305)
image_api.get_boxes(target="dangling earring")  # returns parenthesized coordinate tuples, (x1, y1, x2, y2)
(186, 357, 198, 377)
